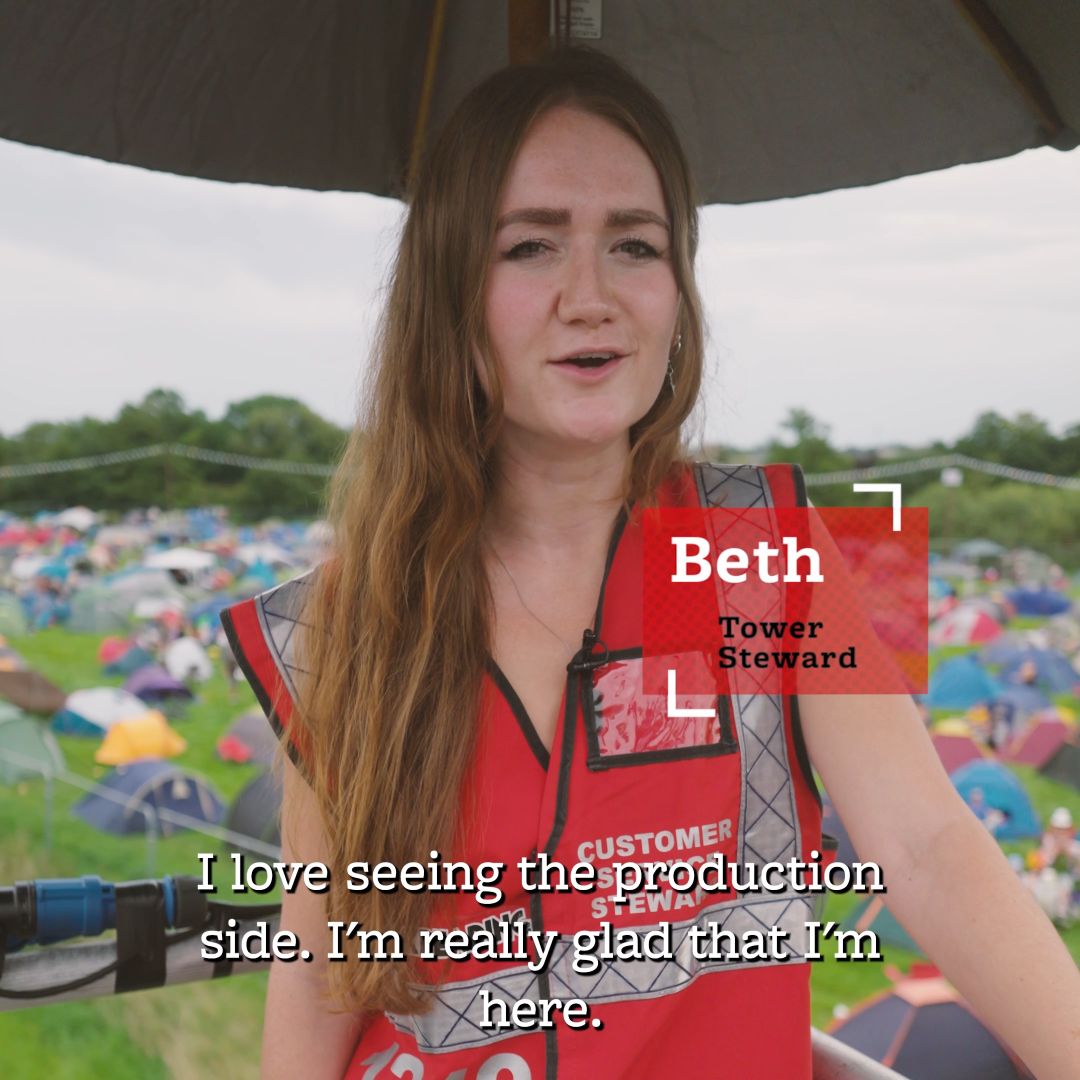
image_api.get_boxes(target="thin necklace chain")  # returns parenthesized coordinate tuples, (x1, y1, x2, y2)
(487, 543, 580, 657)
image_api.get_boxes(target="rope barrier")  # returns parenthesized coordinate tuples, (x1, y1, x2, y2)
(803, 453, 1080, 490)
(0, 444, 334, 480)
(1, 445, 1077, 489)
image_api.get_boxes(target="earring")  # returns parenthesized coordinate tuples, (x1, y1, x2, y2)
(667, 362, 677, 394)
(672, 332, 683, 355)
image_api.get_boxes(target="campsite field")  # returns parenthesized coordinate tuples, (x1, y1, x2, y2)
(1, 629, 1078, 1079)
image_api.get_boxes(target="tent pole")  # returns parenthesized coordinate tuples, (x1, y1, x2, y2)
(43, 773, 53, 852)
(144, 808, 158, 876)
(508, 0, 552, 65)
(955, 0, 1075, 148)
(406, 0, 449, 190)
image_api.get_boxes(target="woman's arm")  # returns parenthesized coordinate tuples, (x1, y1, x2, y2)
(799, 691, 1080, 1079)
(261, 754, 366, 1080)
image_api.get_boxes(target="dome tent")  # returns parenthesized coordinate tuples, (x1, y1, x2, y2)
(52, 687, 148, 736)
(94, 712, 187, 765)
(225, 768, 282, 860)
(72, 759, 224, 837)
(950, 759, 1041, 840)
(927, 655, 1001, 710)
(830, 966, 1031, 1078)
(0, 701, 65, 784)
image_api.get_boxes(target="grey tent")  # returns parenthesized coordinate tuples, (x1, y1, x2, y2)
(0, 701, 65, 784)
(1040, 740, 1080, 791)
(0, 591, 27, 636)
(0, 1, 1077, 204)
(225, 769, 282, 860)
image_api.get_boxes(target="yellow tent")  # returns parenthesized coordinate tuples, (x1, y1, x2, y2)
(94, 711, 187, 766)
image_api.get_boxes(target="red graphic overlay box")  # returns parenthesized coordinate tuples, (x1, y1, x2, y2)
(642, 507, 928, 697)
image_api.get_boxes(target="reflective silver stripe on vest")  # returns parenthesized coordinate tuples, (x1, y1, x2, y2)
(695, 463, 803, 869)
(252, 571, 313, 704)
(384, 464, 810, 1054)
(387, 895, 814, 1053)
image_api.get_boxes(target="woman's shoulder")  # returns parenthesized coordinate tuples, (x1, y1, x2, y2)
(218, 569, 318, 762)
(683, 460, 808, 508)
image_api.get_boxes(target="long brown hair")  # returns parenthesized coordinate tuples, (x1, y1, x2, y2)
(293, 46, 706, 1014)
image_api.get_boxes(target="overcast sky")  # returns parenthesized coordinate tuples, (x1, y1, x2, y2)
(2, 136, 1078, 451)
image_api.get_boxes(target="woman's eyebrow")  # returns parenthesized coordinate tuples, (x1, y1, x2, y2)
(495, 207, 670, 231)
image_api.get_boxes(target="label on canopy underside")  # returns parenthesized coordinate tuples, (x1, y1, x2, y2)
(551, 0, 603, 40)
(642, 507, 928, 697)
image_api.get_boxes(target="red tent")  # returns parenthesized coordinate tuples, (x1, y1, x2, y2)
(931, 732, 987, 774)
(1000, 716, 1069, 768)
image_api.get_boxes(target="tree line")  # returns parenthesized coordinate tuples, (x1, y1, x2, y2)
(1, 392, 1078, 566)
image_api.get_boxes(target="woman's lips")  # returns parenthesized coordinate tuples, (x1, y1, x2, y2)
(551, 354, 626, 380)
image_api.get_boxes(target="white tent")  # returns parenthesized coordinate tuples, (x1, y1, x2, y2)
(163, 637, 214, 683)
(144, 547, 216, 573)
(63, 687, 148, 731)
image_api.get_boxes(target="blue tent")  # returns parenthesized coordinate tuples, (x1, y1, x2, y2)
(978, 634, 1030, 667)
(988, 684, 1053, 718)
(1001, 648, 1080, 695)
(927, 656, 1001, 710)
(950, 759, 1040, 840)
(103, 646, 154, 677)
(928, 577, 954, 600)
(72, 759, 224, 837)
(1005, 587, 1071, 617)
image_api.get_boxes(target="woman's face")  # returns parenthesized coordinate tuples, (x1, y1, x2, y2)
(483, 106, 680, 455)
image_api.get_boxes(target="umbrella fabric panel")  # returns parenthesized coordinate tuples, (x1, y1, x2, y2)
(0, 1, 1077, 203)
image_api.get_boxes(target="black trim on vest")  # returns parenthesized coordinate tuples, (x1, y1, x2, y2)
(592, 506, 629, 636)
(486, 657, 550, 772)
(578, 647, 740, 771)
(220, 605, 305, 775)
(791, 461, 809, 507)
(543, 669, 579, 859)
(785, 461, 820, 808)
(788, 692, 822, 810)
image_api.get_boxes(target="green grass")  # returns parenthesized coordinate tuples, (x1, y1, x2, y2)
(1, 629, 270, 1079)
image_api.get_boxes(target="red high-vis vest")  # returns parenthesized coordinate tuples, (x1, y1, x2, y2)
(222, 463, 823, 1079)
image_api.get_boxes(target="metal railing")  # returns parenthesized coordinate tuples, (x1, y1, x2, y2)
(0, 746, 281, 874)
(0, 921, 903, 1076)
(1, 750, 903, 1076)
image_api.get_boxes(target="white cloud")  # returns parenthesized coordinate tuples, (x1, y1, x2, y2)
(1, 138, 1078, 449)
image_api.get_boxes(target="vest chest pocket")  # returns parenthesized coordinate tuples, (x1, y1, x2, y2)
(581, 649, 739, 770)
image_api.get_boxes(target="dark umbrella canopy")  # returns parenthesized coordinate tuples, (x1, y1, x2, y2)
(0, 1, 1077, 204)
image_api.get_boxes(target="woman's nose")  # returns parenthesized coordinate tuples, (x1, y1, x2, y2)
(557, 248, 617, 326)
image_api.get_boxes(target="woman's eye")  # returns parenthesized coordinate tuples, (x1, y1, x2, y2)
(505, 238, 547, 259)
(502, 236, 663, 261)
(619, 238, 661, 260)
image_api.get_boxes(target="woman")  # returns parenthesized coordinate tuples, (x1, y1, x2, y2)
(223, 48, 1080, 1079)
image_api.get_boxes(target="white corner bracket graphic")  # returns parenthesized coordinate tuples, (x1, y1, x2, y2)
(852, 483, 903, 531)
